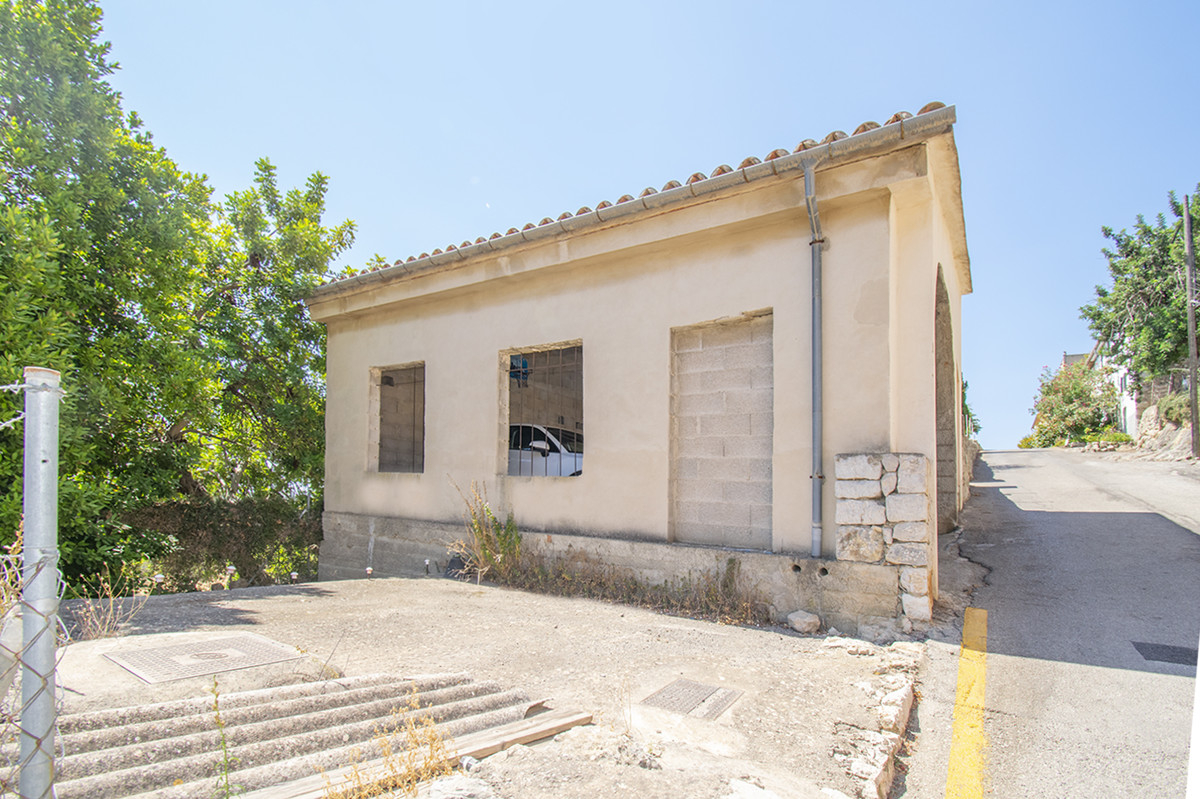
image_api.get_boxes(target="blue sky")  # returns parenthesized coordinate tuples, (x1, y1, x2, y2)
(99, 0, 1200, 449)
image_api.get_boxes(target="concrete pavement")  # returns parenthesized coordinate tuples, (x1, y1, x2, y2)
(900, 448, 1199, 798)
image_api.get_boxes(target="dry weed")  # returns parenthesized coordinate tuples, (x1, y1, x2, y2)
(62, 563, 153, 640)
(508, 551, 772, 627)
(451, 485, 769, 626)
(450, 481, 520, 584)
(0, 520, 23, 619)
(321, 689, 455, 798)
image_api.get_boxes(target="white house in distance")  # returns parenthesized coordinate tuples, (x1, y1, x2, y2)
(307, 102, 972, 635)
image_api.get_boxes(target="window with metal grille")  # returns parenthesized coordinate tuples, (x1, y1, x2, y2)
(377, 363, 424, 473)
(506, 345, 583, 477)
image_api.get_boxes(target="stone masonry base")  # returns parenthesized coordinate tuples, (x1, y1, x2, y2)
(834, 452, 936, 629)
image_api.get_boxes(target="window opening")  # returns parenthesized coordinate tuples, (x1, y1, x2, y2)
(378, 363, 424, 472)
(507, 345, 583, 476)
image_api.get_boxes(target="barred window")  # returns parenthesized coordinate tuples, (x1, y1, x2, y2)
(506, 345, 583, 477)
(377, 363, 424, 473)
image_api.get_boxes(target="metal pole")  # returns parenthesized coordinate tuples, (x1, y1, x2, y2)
(19, 367, 61, 799)
(1185, 196, 1198, 460)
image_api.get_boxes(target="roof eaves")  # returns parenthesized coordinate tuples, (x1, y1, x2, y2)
(311, 103, 956, 300)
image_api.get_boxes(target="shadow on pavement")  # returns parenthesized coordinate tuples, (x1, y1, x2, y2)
(87, 583, 338, 636)
(957, 457, 1199, 676)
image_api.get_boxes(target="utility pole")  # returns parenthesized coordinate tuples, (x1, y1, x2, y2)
(1185, 195, 1198, 459)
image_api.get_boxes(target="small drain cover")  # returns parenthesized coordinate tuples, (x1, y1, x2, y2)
(640, 678, 742, 720)
(1132, 641, 1198, 666)
(104, 634, 302, 683)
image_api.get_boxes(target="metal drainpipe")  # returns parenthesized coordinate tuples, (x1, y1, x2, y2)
(803, 162, 826, 559)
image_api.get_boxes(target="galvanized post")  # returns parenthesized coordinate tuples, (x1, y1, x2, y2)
(1184, 196, 1198, 460)
(20, 367, 61, 799)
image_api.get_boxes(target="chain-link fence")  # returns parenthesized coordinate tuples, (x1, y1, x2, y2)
(0, 554, 66, 798)
(1, 369, 64, 799)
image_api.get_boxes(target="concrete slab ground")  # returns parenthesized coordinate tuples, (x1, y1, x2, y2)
(54, 577, 953, 799)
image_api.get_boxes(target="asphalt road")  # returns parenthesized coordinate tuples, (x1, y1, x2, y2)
(902, 448, 1199, 798)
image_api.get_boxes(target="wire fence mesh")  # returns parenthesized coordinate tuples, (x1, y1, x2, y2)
(1, 370, 65, 798)
(0, 553, 66, 798)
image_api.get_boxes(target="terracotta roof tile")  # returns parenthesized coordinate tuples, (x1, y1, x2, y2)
(324, 104, 949, 286)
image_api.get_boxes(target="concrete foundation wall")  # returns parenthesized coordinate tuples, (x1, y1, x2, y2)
(320, 509, 914, 636)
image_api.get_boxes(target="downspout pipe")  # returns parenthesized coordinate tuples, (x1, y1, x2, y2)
(804, 161, 825, 559)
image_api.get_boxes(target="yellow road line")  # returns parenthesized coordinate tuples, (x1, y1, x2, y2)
(946, 606, 988, 798)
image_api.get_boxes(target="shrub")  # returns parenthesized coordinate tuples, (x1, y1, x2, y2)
(1026, 361, 1119, 446)
(123, 497, 321, 591)
(1158, 392, 1193, 426)
(1082, 428, 1134, 444)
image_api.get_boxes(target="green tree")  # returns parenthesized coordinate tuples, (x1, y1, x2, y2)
(1, 0, 212, 575)
(192, 161, 354, 503)
(0, 0, 354, 583)
(1022, 361, 1119, 448)
(1081, 190, 1199, 379)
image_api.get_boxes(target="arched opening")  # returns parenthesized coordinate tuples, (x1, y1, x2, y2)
(934, 266, 958, 534)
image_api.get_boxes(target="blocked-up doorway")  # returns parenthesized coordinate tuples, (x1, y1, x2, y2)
(670, 313, 773, 549)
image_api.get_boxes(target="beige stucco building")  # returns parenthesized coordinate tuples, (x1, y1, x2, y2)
(307, 102, 972, 636)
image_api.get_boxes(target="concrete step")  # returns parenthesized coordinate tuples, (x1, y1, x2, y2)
(58, 673, 468, 755)
(51, 674, 533, 799)
(57, 673, 407, 735)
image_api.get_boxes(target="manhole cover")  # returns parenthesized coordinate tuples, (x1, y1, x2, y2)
(640, 678, 742, 720)
(104, 634, 303, 683)
(1132, 641, 1198, 666)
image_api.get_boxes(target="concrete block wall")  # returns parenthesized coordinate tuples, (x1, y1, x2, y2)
(670, 314, 773, 550)
(833, 453, 934, 626)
